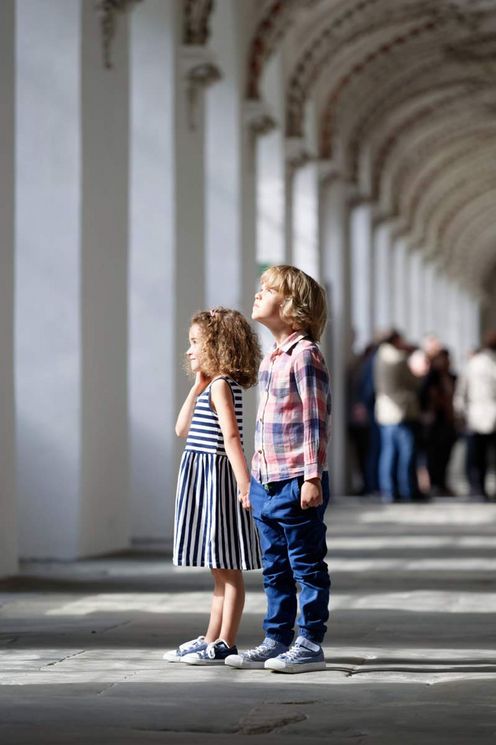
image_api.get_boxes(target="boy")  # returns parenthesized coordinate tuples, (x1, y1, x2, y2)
(226, 265, 331, 673)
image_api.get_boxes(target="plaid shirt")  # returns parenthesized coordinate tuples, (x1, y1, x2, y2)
(252, 332, 331, 484)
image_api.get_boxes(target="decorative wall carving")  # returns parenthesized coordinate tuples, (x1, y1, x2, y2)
(94, 0, 142, 69)
(183, 0, 214, 46)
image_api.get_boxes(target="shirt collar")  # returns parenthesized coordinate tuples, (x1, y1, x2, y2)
(270, 331, 306, 359)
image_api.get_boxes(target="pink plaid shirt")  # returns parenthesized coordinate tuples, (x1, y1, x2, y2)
(252, 332, 331, 484)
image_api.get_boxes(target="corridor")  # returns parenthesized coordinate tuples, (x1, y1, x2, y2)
(1, 498, 495, 744)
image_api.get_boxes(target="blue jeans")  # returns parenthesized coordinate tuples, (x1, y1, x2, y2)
(249, 473, 330, 646)
(379, 423, 417, 501)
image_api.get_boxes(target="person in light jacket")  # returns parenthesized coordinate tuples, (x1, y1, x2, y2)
(374, 330, 426, 502)
(454, 331, 496, 500)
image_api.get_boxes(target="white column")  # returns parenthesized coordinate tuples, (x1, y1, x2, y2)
(392, 237, 409, 334)
(373, 220, 394, 333)
(423, 260, 436, 336)
(320, 178, 353, 496)
(350, 202, 374, 350)
(257, 50, 286, 267)
(128, 0, 176, 540)
(433, 272, 448, 343)
(129, 1, 209, 541)
(80, 1, 130, 555)
(409, 249, 423, 343)
(293, 162, 319, 280)
(450, 284, 464, 372)
(0, 0, 17, 576)
(205, 0, 256, 313)
(16, 0, 82, 558)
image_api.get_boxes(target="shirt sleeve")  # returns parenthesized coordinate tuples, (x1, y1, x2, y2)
(293, 347, 331, 480)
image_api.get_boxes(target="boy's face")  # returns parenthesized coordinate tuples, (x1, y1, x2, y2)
(252, 282, 284, 327)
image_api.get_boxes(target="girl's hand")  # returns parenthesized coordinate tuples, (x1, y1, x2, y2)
(193, 371, 210, 396)
(238, 486, 251, 510)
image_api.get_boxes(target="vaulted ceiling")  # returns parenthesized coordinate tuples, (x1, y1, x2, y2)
(246, 0, 496, 299)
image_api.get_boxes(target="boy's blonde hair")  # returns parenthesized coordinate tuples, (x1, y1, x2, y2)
(190, 307, 261, 388)
(261, 265, 327, 342)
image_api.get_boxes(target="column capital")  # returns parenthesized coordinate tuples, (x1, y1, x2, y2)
(244, 99, 277, 137)
(180, 45, 221, 87)
(285, 137, 313, 171)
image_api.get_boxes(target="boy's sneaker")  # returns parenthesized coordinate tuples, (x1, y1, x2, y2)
(225, 637, 289, 669)
(162, 635, 207, 662)
(264, 636, 326, 673)
(183, 639, 237, 666)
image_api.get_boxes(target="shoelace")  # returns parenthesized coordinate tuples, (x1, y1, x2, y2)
(178, 636, 203, 653)
(280, 643, 307, 661)
(245, 641, 276, 659)
(207, 644, 218, 659)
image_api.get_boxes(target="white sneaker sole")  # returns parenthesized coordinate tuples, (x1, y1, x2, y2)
(264, 660, 326, 673)
(224, 656, 266, 669)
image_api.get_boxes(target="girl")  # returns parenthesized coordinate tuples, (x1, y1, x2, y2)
(163, 308, 262, 665)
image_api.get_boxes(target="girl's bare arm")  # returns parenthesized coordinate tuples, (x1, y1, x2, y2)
(210, 379, 251, 508)
(175, 372, 210, 437)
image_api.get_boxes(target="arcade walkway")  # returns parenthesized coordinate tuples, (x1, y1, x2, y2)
(1, 499, 495, 745)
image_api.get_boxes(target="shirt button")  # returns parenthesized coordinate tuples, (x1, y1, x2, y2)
(258, 449, 263, 454)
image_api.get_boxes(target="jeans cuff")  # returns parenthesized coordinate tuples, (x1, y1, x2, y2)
(266, 632, 293, 647)
(298, 631, 324, 645)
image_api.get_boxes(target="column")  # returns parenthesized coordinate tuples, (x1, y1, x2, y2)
(80, 0, 130, 555)
(205, 0, 259, 492)
(423, 259, 436, 336)
(409, 248, 424, 343)
(320, 177, 353, 496)
(350, 202, 374, 350)
(257, 50, 286, 268)
(128, 0, 176, 540)
(0, 0, 17, 576)
(373, 220, 394, 333)
(16, 0, 82, 558)
(205, 0, 257, 313)
(292, 159, 320, 280)
(392, 236, 409, 334)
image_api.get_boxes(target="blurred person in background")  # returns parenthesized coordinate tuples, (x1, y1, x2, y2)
(374, 330, 428, 502)
(455, 331, 496, 501)
(420, 348, 458, 496)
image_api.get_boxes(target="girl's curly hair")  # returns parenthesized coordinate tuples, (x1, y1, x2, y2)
(260, 265, 328, 342)
(189, 308, 261, 388)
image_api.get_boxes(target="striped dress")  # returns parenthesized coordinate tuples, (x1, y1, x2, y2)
(173, 376, 261, 570)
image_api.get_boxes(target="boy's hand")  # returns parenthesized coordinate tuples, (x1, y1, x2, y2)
(301, 478, 323, 509)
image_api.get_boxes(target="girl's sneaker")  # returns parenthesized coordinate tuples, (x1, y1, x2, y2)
(264, 636, 326, 673)
(225, 637, 288, 669)
(162, 635, 207, 662)
(183, 639, 237, 665)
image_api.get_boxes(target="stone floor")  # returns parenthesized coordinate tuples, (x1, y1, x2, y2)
(1, 498, 496, 744)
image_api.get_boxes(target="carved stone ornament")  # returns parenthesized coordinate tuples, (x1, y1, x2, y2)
(244, 100, 277, 137)
(183, 0, 214, 46)
(181, 45, 222, 130)
(285, 136, 313, 171)
(94, 0, 142, 69)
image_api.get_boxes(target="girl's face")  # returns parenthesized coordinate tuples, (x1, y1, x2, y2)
(186, 324, 204, 373)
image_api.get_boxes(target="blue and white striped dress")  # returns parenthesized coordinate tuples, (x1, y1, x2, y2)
(173, 376, 261, 570)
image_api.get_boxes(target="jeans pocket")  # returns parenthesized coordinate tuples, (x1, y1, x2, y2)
(290, 476, 305, 502)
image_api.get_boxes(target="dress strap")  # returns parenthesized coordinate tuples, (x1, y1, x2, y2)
(208, 375, 237, 409)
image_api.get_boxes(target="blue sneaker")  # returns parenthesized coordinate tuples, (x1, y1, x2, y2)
(184, 639, 237, 666)
(264, 636, 326, 673)
(162, 635, 207, 662)
(225, 637, 289, 669)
